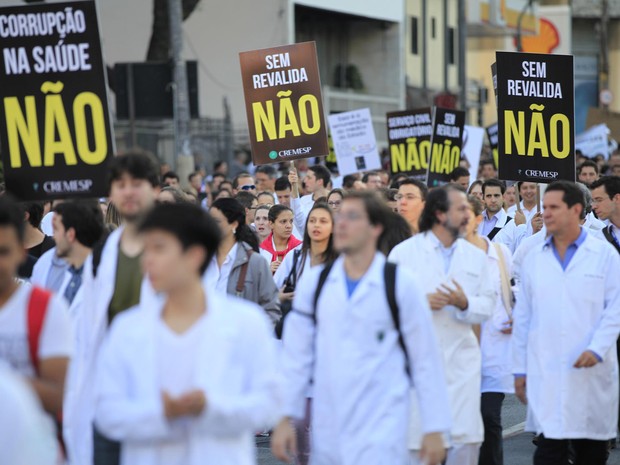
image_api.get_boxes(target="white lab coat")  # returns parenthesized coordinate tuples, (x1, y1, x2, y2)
(388, 232, 495, 446)
(280, 253, 451, 465)
(512, 231, 620, 439)
(94, 290, 281, 465)
(480, 238, 515, 394)
(31, 248, 70, 292)
(64, 227, 161, 465)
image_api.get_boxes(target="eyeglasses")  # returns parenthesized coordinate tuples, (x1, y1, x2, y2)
(328, 201, 342, 207)
(394, 193, 421, 201)
(240, 184, 256, 191)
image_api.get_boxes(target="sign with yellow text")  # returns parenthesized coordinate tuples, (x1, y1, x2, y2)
(486, 123, 499, 168)
(239, 42, 328, 165)
(386, 108, 432, 180)
(0, 1, 114, 200)
(426, 107, 465, 187)
(496, 51, 574, 182)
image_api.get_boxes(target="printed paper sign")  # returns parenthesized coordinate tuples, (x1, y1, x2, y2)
(239, 41, 329, 165)
(386, 108, 432, 180)
(462, 125, 485, 182)
(496, 51, 575, 182)
(0, 1, 115, 200)
(426, 107, 466, 187)
(328, 108, 381, 176)
(486, 123, 499, 168)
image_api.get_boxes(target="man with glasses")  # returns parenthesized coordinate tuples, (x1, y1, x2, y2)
(232, 172, 257, 196)
(272, 191, 450, 465)
(394, 178, 428, 234)
(234, 191, 258, 225)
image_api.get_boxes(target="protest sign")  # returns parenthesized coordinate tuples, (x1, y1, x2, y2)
(0, 1, 114, 201)
(239, 41, 328, 165)
(462, 125, 485, 181)
(426, 107, 466, 187)
(496, 51, 575, 182)
(328, 108, 381, 176)
(386, 108, 432, 180)
(575, 124, 610, 160)
(486, 123, 499, 168)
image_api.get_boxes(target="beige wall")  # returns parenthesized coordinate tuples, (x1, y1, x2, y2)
(608, 22, 620, 113)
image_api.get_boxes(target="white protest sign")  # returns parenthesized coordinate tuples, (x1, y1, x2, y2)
(461, 125, 485, 184)
(328, 108, 381, 176)
(575, 124, 610, 160)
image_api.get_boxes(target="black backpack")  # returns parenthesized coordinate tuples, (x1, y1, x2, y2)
(312, 261, 411, 379)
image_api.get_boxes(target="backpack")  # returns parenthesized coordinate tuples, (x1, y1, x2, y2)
(488, 216, 512, 241)
(312, 261, 411, 380)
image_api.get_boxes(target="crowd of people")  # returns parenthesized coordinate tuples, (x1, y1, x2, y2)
(0, 149, 619, 465)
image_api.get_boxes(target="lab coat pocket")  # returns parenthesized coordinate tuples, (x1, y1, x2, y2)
(352, 316, 392, 357)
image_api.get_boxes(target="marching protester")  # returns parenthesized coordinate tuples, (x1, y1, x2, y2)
(503, 185, 517, 211)
(289, 165, 331, 233)
(272, 191, 451, 465)
(205, 198, 280, 326)
(254, 205, 272, 243)
(326, 188, 345, 213)
(468, 180, 484, 201)
(577, 160, 600, 186)
(68, 152, 161, 465)
(465, 195, 515, 465)
(450, 167, 471, 190)
(234, 191, 259, 225)
(506, 182, 541, 230)
(388, 185, 495, 465)
(394, 178, 427, 234)
(275, 176, 293, 207)
(95, 203, 281, 465)
(590, 176, 620, 253)
(255, 165, 278, 193)
(512, 181, 620, 465)
(0, 196, 73, 462)
(259, 205, 302, 274)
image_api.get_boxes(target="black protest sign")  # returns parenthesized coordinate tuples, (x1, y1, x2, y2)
(386, 108, 432, 180)
(496, 51, 575, 183)
(239, 42, 328, 165)
(486, 123, 499, 168)
(0, 1, 114, 201)
(426, 107, 465, 187)
(491, 62, 498, 107)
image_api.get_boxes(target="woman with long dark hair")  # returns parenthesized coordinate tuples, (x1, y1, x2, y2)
(205, 198, 280, 325)
(260, 205, 302, 274)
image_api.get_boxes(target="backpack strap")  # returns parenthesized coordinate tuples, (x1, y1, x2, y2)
(312, 260, 335, 323)
(487, 217, 512, 241)
(384, 262, 411, 380)
(603, 226, 620, 255)
(91, 231, 110, 278)
(235, 248, 254, 296)
(27, 287, 52, 375)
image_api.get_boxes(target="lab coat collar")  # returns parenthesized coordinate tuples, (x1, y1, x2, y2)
(482, 236, 500, 261)
(325, 252, 387, 299)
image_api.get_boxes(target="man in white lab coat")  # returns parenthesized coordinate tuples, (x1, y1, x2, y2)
(389, 185, 495, 465)
(513, 180, 620, 465)
(95, 203, 280, 465)
(272, 191, 451, 465)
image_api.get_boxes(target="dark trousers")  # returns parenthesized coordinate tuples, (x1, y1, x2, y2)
(533, 435, 608, 465)
(93, 427, 121, 465)
(479, 392, 505, 465)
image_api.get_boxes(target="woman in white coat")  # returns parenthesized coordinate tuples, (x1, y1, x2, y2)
(465, 195, 514, 465)
(95, 203, 280, 465)
(388, 185, 495, 465)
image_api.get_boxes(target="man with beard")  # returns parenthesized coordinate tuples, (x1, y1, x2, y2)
(389, 185, 495, 465)
(66, 152, 161, 465)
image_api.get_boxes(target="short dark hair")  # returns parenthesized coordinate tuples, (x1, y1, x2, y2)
(389, 173, 409, 188)
(0, 196, 25, 242)
(468, 180, 483, 195)
(309, 165, 331, 187)
(343, 191, 395, 248)
(578, 160, 599, 175)
(160, 186, 188, 203)
(54, 199, 104, 248)
(21, 201, 44, 229)
(480, 159, 496, 169)
(213, 160, 227, 172)
(419, 185, 464, 233)
(210, 198, 259, 251)
(232, 172, 253, 190)
(256, 165, 277, 178)
(361, 171, 380, 183)
(450, 167, 470, 181)
(188, 171, 202, 182)
(139, 203, 221, 273)
(395, 178, 429, 200)
(545, 181, 585, 215)
(274, 176, 291, 192)
(590, 176, 620, 199)
(343, 174, 359, 189)
(482, 179, 506, 196)
(234, 191, 257, 210)
(467, 195, 484, 216)
(108, 152, 160, 191)
(212, 172, 226, 182)
(163, 171, 179, 182)
(268, 204, 293, 222)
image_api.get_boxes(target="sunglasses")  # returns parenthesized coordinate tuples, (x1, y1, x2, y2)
(240, 184, 256, 191)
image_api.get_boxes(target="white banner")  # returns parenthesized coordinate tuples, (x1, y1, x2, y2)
(461, 125, 485, 184)
(575, 124, 610, 160)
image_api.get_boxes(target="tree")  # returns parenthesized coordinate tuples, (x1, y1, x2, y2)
(146, 0, 201, 61)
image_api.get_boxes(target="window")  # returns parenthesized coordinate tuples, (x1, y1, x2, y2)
(448, 27, 455, 64)
(411, 17, 418, 55)
(431, 17, 436, 39)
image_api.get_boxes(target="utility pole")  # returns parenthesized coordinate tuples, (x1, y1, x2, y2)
(458, 0, 467, 121)
(168, 0, 193, 187)
(600, 0, 610, 110)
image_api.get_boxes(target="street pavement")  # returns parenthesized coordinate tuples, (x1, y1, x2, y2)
(256, 395, 620, 464)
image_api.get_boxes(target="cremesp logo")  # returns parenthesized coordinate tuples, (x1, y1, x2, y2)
(43, 179, 94, 194)
(525, 170, 559, 179)
(271, 147, 312, 158)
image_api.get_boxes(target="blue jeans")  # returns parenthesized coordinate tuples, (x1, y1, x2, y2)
(93, 427, 120, 465)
